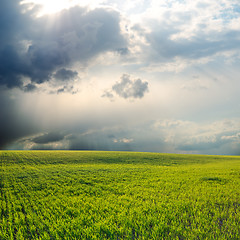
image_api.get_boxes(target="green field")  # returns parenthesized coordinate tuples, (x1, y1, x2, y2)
(0, 151, 240, 239)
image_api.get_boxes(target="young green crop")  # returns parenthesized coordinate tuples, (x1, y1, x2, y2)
(0, 151, 240, 239)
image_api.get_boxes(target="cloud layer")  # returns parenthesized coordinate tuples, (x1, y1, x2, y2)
(0, 1, 127, 89)
(0, 0, 240, 155)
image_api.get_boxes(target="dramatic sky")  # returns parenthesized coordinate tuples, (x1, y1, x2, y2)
(1, 0, 240, 154)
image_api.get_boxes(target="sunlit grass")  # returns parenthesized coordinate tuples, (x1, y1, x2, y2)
(1, 151, 240, 239)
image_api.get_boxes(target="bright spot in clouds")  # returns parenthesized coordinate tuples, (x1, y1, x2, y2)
(21, 0, 106, 15)
(21, 0, 75, 15)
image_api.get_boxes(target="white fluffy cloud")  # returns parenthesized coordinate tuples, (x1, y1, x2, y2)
(124, 0, 240, 72)
(103, 74, 149, 100)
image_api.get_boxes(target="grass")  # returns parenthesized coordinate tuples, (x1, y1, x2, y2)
(0, 151, 240, 239)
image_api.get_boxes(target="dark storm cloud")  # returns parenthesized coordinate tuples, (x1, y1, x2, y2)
(67, 131, 134, 151)
(23, 83, 37, 92)
(32, 132, 65, 144)
(54, 68, 78, 81)
(112, 74, 148, 99)
(0, 1, 127, 89)
(0, 46, 27, 88)
(0, 1, 29, 47)
(30, 144, 58, 150)
(0, 90, 38, 149)
(0, 0, 38, 88)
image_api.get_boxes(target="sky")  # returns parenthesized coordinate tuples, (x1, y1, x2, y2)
(0, 0, 240, 154)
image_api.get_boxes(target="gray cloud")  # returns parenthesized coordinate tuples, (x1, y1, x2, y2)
(177, 134, 239, 155)
(102, 90, 114, 100)
(5, 115, 240, 155)
(112, 74, 148, 99)
(23, 83, 38, 92)
(129, 4, 240, 66)
(67, 131, 134, 151)
(146, 31, 240, 60)
(178, 141, 223, 152)
(116, 48, 129, 55)
(0, 46, 27, 88)
(155, 119, 240, 155)
(0, 90, 38, 149)
(0, 1, 127, 89)
(103, 74, 149, 100)
(54, 68, 78, 81)
(31, 144, 56, 150)
(31, 132, 65, 144)
(53, 85, 78, 95)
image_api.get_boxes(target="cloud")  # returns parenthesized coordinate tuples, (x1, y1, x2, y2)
(128, 0, 240, 72)
(177, 141, 224, 152)
(0, 90, 38, 149)
(16, 127, 137, 151)
(23, 83, 38, 92)
(31, 144, 56, 150)
(221, 133, 240, 141)
(67, 132, 134, 151)
(103, 74, 149, 100)
(5, 115, 240, 155)
(0, 45, 27, 88)
(102, 90, 115, 100)
(54, 85, 78, 95)
(113, 138, 134, 143)
(113, 74, 148, 99)
(153, 118, 240, 154)
(53, 68, 78, 81)
(0, 1, 127, 89)
(116, 48, 129, 55)
(10, 131, 70, 150)
(146, 29, 240, 61)
(31, 132, 65, 144)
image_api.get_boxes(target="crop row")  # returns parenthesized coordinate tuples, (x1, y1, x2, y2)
(0, 151, 240, 239)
